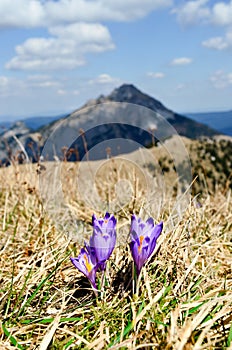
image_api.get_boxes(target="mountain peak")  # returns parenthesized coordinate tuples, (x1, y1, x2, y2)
(109, 84, 145, 101)
(109, 84, 140, 98)
(107, 84, 169, 112)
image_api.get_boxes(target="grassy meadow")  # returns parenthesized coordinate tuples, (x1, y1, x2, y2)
(0, 137, 232, 349)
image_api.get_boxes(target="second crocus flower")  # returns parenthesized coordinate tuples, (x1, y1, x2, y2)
(90, 212, 117, 270)
(129, 214, 163, 277)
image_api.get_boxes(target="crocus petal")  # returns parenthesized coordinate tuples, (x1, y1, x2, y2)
(130, 214, 139, 234)
(84, 242, 97, 265)
(148, 222, 163, 256)
(92, 214, 97, 225)
(106, 214, 117, 229)
(129, 240, 140, 271)
(138, 245, 150, 274)
(130, 229, 140, 246)
(104, 212, 111, 220)
(146, 217, 154, 229)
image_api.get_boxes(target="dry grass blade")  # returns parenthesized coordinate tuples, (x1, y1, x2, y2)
(38, 314, 61, 350)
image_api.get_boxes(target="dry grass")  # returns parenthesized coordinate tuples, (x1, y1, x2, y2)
(0, 146, 232, 349)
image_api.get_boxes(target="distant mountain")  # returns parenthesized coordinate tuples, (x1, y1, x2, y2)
(0, 84, 219, 165)
(0, 121, 12, 135)
(186, 110, 232, 136)
(0, 120, 42, 165)
(23, 115, 66, 130)
(0, 115, 64, 132)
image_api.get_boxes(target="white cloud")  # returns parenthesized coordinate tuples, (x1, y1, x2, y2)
(0, 0, 172, 28)
(0, 76, 9, 87)
(170, 57, 193, 65)
(202, 36, 229, 50)
(147, 72, 165, 78)
(0, 0, 45, 28)
(28, 79, 60, 88)
(0, 73, 64, 102)
(57, 89, 67, 95)
(27, 74, 52, 81)
(46, 0, 172, 23)
(211, 1, 232, 26)
(0, 76, 25, 96)
(173, 1, 232, 53)
(6, 56, 85, 71)
(210, 70, 232, 88)
(173, 0, 210, 26)
(176, 83, 185, 90)
(38, 81, 59, 87)
(50, 22, 111, 44)
(198, 1, 232, 51)
(88, 73, 121, 85)
(6, 23, 115, 71)
(173, 0, 232, 28)
(26, 74, 63, 88)
(57, 88, 80, 96)
(203, 28, 232, 50)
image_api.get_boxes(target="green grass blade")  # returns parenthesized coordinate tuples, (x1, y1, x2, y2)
(2, 323, 25, 350)
(18, 258, 66, 317)
(227, 321, 232, 347)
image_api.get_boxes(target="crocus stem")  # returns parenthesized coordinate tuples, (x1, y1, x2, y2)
(91, 285, 98, 298)
(135, 271, 142, 296)
(132, 262, 134, 295)
(100, 270, 105, 300)
(132, 262, 137, 296)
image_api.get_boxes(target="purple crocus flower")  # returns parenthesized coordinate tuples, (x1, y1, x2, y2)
(129, 214, 163, 276)
(90, 212, 117, 270)
(70, 244, 99, 290)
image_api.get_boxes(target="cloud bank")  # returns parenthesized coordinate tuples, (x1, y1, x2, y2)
(1, 0, 172, 71)
(0, 0, 172, 28)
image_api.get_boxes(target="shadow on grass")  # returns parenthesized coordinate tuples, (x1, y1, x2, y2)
(112, 261, 133, 297)
(66, 276, 96, 305)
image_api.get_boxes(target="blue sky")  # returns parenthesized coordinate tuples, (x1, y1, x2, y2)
(0, 0, 232, 120)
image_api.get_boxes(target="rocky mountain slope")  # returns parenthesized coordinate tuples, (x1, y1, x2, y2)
(0, 84, 219, 164)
